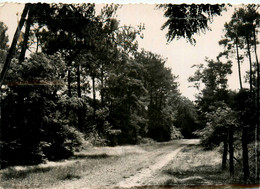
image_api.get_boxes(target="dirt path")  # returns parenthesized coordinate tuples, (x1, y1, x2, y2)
(116, 145, 185, 188)
(0, 139, 203, 189)
(47, 139, 199, 189)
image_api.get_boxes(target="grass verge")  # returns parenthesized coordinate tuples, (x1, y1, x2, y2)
(158, 145, 231, 187)
(0, 152, 116, 188)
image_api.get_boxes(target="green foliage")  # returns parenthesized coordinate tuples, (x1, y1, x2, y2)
(0, 21, 8, 50)
(194, 102, 238, 148)
(170, 126, 183, 140)
(31, 3, 98, 55)
(1, 53, 84, 167)
(159, 4, 225, 44)
(233, 89, 255, 128)
(189, 58, 232, 92)
(105, 55, 148, 144)
(231, 5, 259, 39)
(189, 58, 232, 115)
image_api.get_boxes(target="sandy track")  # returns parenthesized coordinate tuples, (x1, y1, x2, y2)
(116, 145, 185, 188)
(47, 139, 199, 189)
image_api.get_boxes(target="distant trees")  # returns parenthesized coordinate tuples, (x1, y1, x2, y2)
(104, 52, 148, 144)
(173, 96, 199, 138)
(134, 50, 179, 141)
(0, 22, 8, 50)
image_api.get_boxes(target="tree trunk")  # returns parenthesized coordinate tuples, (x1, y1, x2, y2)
(222, 137, 228, 170)
(19, 6, 32, 63)
(246, 37, 253, 93)
(68, 61, 72, 98)
(229, 125, 234, 177)
(66, 60, 72, 119)
(253, 28, 260, 182)
(0, 89, 2, 169)
(100, 63, 104, 107)
(36, 35, 39, 53)
(67, 49, 81, 98)
(77, 64, 81, 98)
(77, 64, 82, 129)
(235, 37, 243, 90)
(92, 75, 96, 119)
(242, 125, 250, 183)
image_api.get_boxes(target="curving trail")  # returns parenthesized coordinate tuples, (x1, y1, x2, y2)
(116, 145, 185, 188)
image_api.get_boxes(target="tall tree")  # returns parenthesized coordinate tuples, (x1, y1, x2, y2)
(231, 7, 257, 93)
(219, 20, 245, 90)
(32, 3, 98, 98)
(0, 4, 30, 168)
(30, 3, 102, 131)
(190, 58, 233, 172)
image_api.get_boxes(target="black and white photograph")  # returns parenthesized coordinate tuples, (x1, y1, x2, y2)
(0, 1, 260, 188)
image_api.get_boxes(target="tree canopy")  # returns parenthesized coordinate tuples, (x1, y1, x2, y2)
(159, 4, 225, 44)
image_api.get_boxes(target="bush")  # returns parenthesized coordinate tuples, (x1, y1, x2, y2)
(85, 130, 108, 147)
(171, 126, 183, 140)
(137, 137, 156, 145)
(42, 122, 84, 161)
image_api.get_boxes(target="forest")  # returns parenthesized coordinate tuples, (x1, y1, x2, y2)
(0, 3, 259, 186)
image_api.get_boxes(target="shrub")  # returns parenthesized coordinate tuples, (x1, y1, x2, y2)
(42, 121, 84, 161)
